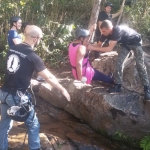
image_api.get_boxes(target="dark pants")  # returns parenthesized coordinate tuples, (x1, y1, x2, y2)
(92, 69, 114, 84)
(115, 46, 149, 86)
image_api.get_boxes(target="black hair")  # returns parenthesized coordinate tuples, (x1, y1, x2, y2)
(100, 20, 113, 29)
(10, 16, 21, 27)
(21, 22, 30, 32)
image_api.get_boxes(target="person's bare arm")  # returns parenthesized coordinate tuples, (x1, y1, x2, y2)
(76, 45, 86, 80)
(97, 41, 103, 47)
(112, 0, 125, 18)
(98, 21, 102, 32)
(87, 40, 117, 52)
(88, 40, 102, 49)
(12, 38, 22, 45)
(38, 69, 70, 101)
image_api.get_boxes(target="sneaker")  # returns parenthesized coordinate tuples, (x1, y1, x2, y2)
(108, 84, 122, 93)
(144, 86, 150, 101)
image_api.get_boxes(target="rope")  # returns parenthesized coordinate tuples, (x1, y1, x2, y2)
(18, 85, 36, 150)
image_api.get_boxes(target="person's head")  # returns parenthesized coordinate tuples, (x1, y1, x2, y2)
(10, 16, 22, 30)
(21, 22, 30, 33)
(100, 20, 113, 36)
(104, 2, 113, 13)
(75, 28, 90, 44)
(24, 25, 43, 47)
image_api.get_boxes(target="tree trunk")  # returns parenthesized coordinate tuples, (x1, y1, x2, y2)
(116, 0, 126, 26)
(88, 0, 101, 29)
(88, 0, 101, 43)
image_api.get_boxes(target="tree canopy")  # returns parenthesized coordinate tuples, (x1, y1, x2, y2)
(0, 0, 150, 84)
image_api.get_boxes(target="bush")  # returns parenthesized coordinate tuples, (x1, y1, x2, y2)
(140, 135, 150, 150)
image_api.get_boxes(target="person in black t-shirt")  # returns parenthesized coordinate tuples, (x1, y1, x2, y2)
(96, 2, 124, 39)
(88, 20, 150, 101)
(95, 2, 124, 58)
(0, 25, 70, 150)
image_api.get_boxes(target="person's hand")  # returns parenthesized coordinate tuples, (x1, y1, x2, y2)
(92, 23, 97, 31)
(61, 88, 71, 101)
(87, 44, 94, 51)
(30, 79, 39, 85)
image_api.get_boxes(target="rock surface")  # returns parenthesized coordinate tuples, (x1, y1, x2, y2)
(6, 97, 132, 150)
(2, 46, 150, 149)
(33, 46, 150, 140)
(92, 47, 150, 94)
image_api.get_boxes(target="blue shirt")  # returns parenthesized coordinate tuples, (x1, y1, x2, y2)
(7, 30, 22, 48)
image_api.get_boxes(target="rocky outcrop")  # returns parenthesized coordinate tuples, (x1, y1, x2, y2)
(33, 79, 149, 140)
(33, 46, 150, 140)
(8, 97, 120, 150)
(92, 49, 150, 94)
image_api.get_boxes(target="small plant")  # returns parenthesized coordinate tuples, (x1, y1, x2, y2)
(0, 44, 8, 84)
(140, 135, 150, 150)
(113, 131, 127, 141)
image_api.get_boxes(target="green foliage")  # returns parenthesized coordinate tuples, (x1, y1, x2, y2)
(113, 131, 127, 141)
(0, 33, 8, 84)
(103, 0, 150, 36)
(119, 0, 150, 36)
(140, 135, 150, 150)
(123, 0, 150, 35)
(0, 0, 93, 83)
(0, 0, 150, 83)
(112, 131, 140, 149)
(35, 24, 75, 68)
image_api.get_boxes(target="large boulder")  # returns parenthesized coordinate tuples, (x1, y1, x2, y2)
(32, 46, 150, 140)
(92, 47, 150, 94)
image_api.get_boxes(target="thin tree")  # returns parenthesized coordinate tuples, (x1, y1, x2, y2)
(88, 0, 101, 42)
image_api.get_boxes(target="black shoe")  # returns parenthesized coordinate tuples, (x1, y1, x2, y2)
(108, 84, 122, 93)
(144, 86, 150, 101)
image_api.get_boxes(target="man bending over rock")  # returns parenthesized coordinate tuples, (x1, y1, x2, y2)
(87, 20, 150, 100)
